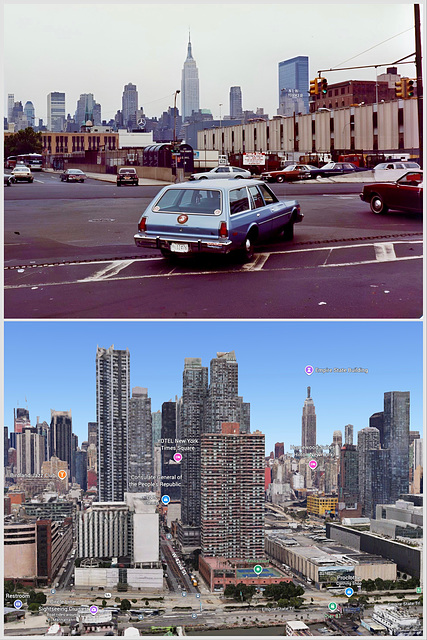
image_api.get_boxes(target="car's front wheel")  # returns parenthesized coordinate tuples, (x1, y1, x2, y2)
(199, 176, 208, 180)
(370, 194, 388, 214)
(276, 175, 285, 183)
(234, 175, 243, 179)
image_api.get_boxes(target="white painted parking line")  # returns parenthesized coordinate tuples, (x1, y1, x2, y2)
(242, 253, 270, 271)
(81, 259, 136, 282)
(374, 242, 397, 261)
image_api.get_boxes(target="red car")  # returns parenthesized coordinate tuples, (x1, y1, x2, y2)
(360, 170, 423, 214)
(260, 164, 313, 183)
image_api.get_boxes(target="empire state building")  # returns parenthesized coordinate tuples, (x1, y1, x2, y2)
(181, 33, 199, 121)
(301, 386, 317, 454)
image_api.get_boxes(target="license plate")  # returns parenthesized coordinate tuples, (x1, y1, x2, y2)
(170, 243, 189, 253)
(125, 176, 130, 179)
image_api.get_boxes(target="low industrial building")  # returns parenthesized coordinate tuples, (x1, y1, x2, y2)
(265, 531, 396, 589)
(306, 495, 338, 517)
(199, 556, 290, 592)
(326, 522, 422, 579)
(4, 516, 73, 586)
(75, 492, 163, 590)
(285, 620, 312, 636)
(371, 604, 423, 636)
(371, 499, 423, 539)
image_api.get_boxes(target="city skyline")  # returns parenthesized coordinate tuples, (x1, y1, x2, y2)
(4, 321, 423, 454)
(4, 3, 418, 122)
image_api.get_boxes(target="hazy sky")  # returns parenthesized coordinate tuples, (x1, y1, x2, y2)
(4, 2, 419, 122)
(4, 321, 423, 454)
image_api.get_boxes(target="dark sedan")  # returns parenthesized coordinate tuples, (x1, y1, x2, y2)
(360, 170, 423, 214)
(117, 167, 139, 186)
(309, 162, 366, 179)
(60, 169, 86, 182)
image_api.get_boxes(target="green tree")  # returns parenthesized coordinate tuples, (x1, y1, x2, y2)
(120, 598, 132, 611)
(101, 599, 107, 608)
(28, 602, 40, 612)
(5, 128, 43, 157)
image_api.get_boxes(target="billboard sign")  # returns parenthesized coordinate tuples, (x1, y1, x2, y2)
(318, 565, 355, 583)
(243, 153, 266, 166)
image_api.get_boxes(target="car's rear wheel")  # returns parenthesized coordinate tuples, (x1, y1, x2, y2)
(239, 234, 255, 262)
(282, 221, 294, 241)
(117, 182, 121, 186)
(234, 175, 243, 179)
(160, 248, 173, 258)
(370, 194, 388, 214)
(276, 175, 285, 183)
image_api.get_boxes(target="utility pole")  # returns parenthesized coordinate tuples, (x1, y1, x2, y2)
(414, 4, 423, 167)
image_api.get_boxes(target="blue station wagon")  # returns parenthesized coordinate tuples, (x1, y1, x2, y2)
(134, 179, 303, 261)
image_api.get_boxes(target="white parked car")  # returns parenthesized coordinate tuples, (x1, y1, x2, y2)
(374, 161, 420, 170)
(189, 166, 252, 180)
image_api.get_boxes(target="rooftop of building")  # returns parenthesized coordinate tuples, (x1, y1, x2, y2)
(266, 531, 395, 565)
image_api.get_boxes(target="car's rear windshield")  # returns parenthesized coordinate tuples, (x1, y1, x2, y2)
(153, 188, 222, 215)
(119, 169, 137, 174)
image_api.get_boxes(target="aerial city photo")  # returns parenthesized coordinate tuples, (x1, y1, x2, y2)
(2, 321, 424, 637)
(3, 2, 423, 319)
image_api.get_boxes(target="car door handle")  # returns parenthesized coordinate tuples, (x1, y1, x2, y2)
(256, 213, 261, 217)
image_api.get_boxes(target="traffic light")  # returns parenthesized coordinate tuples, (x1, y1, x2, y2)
(405, 78, 415, 98)
(319, 77, 328, 95)
(395, 79, 406, 99)
(310, 79, 319, 96)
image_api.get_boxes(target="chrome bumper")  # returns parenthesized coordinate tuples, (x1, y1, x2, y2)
(134, 234, 234, 254)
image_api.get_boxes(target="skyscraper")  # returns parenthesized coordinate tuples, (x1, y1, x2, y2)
(278, 56, 309, 116)
(47, 92, 65, 131)
(301, 386, 316, 453)
(87, 422, 97, 448)
(49, 410, 72, 472)
(383, 391, 410, 502)
(201, 423, 265, 560)
(344, 424, 354, 445)
(181, 33, 200, 121)
(75, 449, 88, 491)
(357, 426, 381, 515)
(122, 83, 138, 129)
(367, 449, 391, 518)
(274, 442, 285, 459)
(161, 401, 181, 501)
(23, 101, 35, 127)
(152, 410, 162, 452)
(128, 387, 153, 492)
(339, 444, 359, 508)
(7, 93, 14, 122)
(75, 93, 101, 126)
(96, 345, 130, 502)
(369, 411, 384, 446)
(229, 86, 243, 119)
(179, 357, 208, 546)
(204, 351, 250, 434)
(16, 427, 45, 475)
(332, 430, 343, 457)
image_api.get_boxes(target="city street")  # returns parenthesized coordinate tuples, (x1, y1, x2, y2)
(4, 174, 423, 319)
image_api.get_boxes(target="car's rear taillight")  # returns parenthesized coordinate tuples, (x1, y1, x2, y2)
(138, 217, 147, 233)
(219, 221, 228, 238)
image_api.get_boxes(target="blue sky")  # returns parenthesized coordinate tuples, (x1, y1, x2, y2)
(4, 321, 423, 453)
